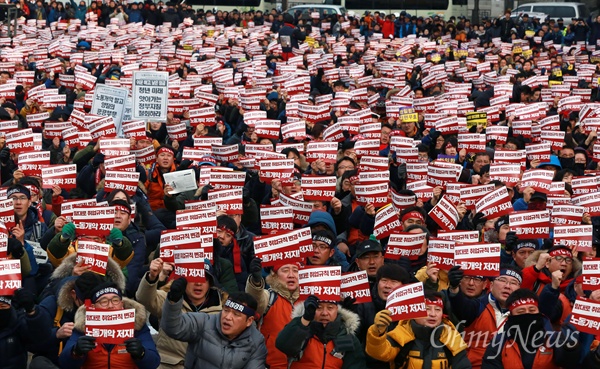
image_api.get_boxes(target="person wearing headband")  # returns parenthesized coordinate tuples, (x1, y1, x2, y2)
(309, 229, 337, 266)
(30, 272, 106, 369)
(448, 264, 522, 369)
(136, 259, 225, 369)
(276, 294, 365, 369)
(59, 281, 160, 369)
(7, 183, 50, 282)
(216, 215, 249, 292)
(109, 198, 148, 298)
(0, 288, 52, 369)
(482, 288, 581, 369)
(366, 292, 470, 369)
(399, 206, 426, 230)
(245, 257, 300, 369)
(522, 246, 579, 294)
(521, 245, 579, 329)
(144, 144, 177, 212)
(162, 281, 267, 369)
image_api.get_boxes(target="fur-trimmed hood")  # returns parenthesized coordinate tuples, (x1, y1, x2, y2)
(74, 297, 147, 332)
(266, 272, 299, 304)
(53, 253, 127, 312)
(291, 301, 360, 336)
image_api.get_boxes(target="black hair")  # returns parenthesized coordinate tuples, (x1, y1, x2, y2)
(75, 271, 106, 300)
(106, 189, 132, 204)
(505, 288, 539, 310)
(217, 214, 238, 234)
(376, 264, 411, 284)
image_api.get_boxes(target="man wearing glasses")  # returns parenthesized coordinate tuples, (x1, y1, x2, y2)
(60, 282, 160, 369)
(447, 265, 522, 369)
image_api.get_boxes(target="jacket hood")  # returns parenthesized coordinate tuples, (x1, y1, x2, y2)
(307, 211, 337, 234)
(291, 301, 360, 336)
(74, 297, 147, 332)
(50, 253, 127, 292)
(57, 276, 79, 312)
(265, 272, 299, 304)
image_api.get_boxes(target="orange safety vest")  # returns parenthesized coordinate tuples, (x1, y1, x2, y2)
(260, 295, 293, 369)
(145, 163, 175, 211)
(501, 339, 560, 369)
(82, 344, 137, 369)
(464, 303, 503, 369)
(290, 337, 343, 369)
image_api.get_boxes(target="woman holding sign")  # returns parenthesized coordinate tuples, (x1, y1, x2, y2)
(366, 292, 471, 369)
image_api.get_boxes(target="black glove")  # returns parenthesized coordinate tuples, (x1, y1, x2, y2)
(448, 265, 464, 289)
(303, 295, 319, 321)
(249, 257, 263, 283)
(0, 147, 9, 164)
(124, 337, 145, 360)
(73, 336, 96, 356)
(12, 288, 36, 313)
(7, 238, 24, 259)
(504, 231, 519, 253)
(167, 277, 187, 302)
(472, 212, 487, 228)
(341, 296, 357, 313)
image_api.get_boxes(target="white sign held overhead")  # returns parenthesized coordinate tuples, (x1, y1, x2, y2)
(132, 71, 169, 121)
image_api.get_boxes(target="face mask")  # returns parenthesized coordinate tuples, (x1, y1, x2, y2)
(559, 157, 574, 169)
(505, 313, 545, 342)
(574, 163, 585, 176)
(0, 308, 12, 329)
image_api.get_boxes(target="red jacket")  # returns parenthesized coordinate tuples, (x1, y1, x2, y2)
(382, 20, 394, 38)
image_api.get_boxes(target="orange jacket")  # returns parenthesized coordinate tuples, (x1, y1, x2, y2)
(145, 163, 176, 211)
(500, 339, 560, 369)
(464, 303, 505, 369)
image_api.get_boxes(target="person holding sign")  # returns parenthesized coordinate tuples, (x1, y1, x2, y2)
(275, 294, 365, 369)
(161, 280, 267, 369)
(481, 288, 581, 369)
(0, 288, 52, 369)
(447, 265, 522, 369)
(47, 222, 134, 270)
(136, 258, 226, 369)
(365, 292, 471, 369)
(59, 282, 160, 369)
(245, 258, 300, 369)
(145, 144, 177, 212)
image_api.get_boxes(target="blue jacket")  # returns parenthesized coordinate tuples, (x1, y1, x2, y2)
(0, 307, 53, 369)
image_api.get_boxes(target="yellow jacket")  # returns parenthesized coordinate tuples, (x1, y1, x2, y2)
(415, 267, 450, 292)
(365, 318, 470, 369)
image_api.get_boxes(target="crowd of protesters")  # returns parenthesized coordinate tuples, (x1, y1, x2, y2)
(2, 1, 600, 368)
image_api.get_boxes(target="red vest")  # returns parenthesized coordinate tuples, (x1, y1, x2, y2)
(290, 337, 343, 369)
(82, 344, 136, 369)
(464, 303, 504, 369)
(260, 295, 293, 369)
(501, 340, 560, 369)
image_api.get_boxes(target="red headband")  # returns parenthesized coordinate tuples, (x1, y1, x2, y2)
(114, 205, 131, 215)
(157, 147, 174, 157)
(402, 211, 424, 223)
(509, 298, 538, 312)
(427, 297, 444, 309)
(218, 225, 235, 237)
(549, 248, 572, 258)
